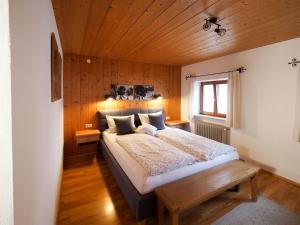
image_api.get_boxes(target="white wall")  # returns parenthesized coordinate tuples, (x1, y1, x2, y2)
(0, 0, 14, 224)
(182, 37, 300, 183)
(9, 0, 64, 224)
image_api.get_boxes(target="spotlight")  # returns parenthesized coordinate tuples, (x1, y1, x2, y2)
(153, 93, 162, 99)
(202, 19, 211, 31)
(203, 17, 226, 37)
(215, 27, 226, 36)
(105, 94, 114, 101)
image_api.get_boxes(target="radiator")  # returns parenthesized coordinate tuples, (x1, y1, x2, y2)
(195, 120, 229, 144)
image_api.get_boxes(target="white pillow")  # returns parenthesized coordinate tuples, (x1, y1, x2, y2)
(138, 111, 162, 125)
(106, 115, 135, 133)
(135, 123, 157, 136)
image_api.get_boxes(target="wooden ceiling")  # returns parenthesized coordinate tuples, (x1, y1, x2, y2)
(52, 0, 300, 65)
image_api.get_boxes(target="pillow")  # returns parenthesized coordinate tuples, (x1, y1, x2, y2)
(148, 114, 165, 130)
(106, 115, 135, 133)
(138, 111, 162, 125)
(113, 117, 135, 135)
(135, 123, 157, 136)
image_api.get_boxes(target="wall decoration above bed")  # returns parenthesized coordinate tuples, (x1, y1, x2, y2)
(110, 84, 155, 100)
(111, 84, 134, 100)
(134, 85, 154, 100)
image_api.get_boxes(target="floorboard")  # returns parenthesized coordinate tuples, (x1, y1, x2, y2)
(57, 155, 300, 225)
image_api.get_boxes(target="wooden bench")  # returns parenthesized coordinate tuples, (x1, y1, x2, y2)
(155, 160, 260, 225)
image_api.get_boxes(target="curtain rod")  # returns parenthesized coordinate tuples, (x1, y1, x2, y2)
(185, 66, 246, 80)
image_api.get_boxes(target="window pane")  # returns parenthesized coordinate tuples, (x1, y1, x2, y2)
(217, 83, 227, 114)
(203, 84, 214, 112)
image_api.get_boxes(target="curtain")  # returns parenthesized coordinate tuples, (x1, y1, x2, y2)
(293, 68, 300, 142)
(188, 77, 195, 120)
(188, 77, 200, 120)
(226, 70, 241, 129)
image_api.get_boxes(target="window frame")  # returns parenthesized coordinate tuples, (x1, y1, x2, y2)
(200, 80, 227, 118)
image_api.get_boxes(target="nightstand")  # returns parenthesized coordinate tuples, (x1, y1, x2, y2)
(75, 129, 100, 154)
(64, 130, 100, 169)
(165, 120, 191, 132)
(76, 129, 100, 144)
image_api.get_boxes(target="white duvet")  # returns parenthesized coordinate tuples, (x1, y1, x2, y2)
(156, 128, 237, 161)
(103, 131, 239, 194)
(115, 133, 198, 176)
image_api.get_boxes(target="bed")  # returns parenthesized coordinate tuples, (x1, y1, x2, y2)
(97, 108, 239, 221)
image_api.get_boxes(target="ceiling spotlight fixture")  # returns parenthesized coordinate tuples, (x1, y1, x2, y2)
(214, 25, 226, 36)
(202, 19, 211, 31)
(203, 17, 226, 37)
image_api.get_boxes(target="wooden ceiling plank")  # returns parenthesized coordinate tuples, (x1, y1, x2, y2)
(80, 0, 113, 55)
(130, 0, 292, 57)
(71, 0, 93, 54)
(137, 19, 300, 65)
(130, 1, 300, 60)
(149, 12, 300, 61)
(173, 28, 300, 63)
(198, 27, 300, 60)
(141, 0, 251, 50)
(132, 0, 300, 64)
(52, 0, 66, 49)
(130, 20, 300, 64)
(176, 29, 300, 65)
(108, 0, 202, 58)
(106, 0, 178, 58)
(63, 0, 92, 54)
(133, 23, 300, 65)
(52, 0, 300, 65)
(126, 2, 243, 60)
(125, 0, 239, 58)
(98, 0, 155, 57)
(54, 0, 74, 52)
(88, 0, 135, 56)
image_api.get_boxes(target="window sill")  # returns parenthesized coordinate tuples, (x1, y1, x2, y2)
(194, 114, 227, 127)
(195, 114, 226, 121)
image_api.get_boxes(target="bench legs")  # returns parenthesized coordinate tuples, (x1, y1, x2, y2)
(169, 212, 179, 225)
(250, 174, 258, 201)
(157, 198, 179, 225)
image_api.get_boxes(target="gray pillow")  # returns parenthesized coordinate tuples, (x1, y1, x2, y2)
(113, 117, 135, 135)
(148, 114, 165, 130)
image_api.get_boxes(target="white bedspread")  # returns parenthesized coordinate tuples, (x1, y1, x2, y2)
(156, 128, 237, 161)
(116, 133, 198, 176)
(102, 131, 239, 194)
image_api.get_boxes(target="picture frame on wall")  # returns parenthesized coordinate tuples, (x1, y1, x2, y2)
(51, 32, 62, 102)
(111, 84, 134, 100)
(134, 85, 154, 100)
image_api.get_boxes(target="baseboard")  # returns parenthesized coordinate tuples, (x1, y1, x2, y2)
(63, 153, 96, 169)
(239, 157, 300, 188)
(271, 172, 300, 188)
(55, 153, 63, 224)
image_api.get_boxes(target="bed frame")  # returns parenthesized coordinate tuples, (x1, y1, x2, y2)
(97, 108, 239, 221)
(97, 108, 164, 221)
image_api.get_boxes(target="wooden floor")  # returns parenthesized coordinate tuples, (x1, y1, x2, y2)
(57, 155, 300, 225)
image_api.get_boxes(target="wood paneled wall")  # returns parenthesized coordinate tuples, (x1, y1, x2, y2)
(63, 54, 181, 156)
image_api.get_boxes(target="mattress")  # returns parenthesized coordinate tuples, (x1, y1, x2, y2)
(102, 130, 239, 194)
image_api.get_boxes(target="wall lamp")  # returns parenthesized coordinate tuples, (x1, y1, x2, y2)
(153, 93, 162, 100)
(203, 17, 226, 37)
(105, 94, 114, 101)
(105, 94, 162, 100)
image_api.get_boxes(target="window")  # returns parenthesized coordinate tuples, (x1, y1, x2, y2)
(200, 80, 227, 118)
